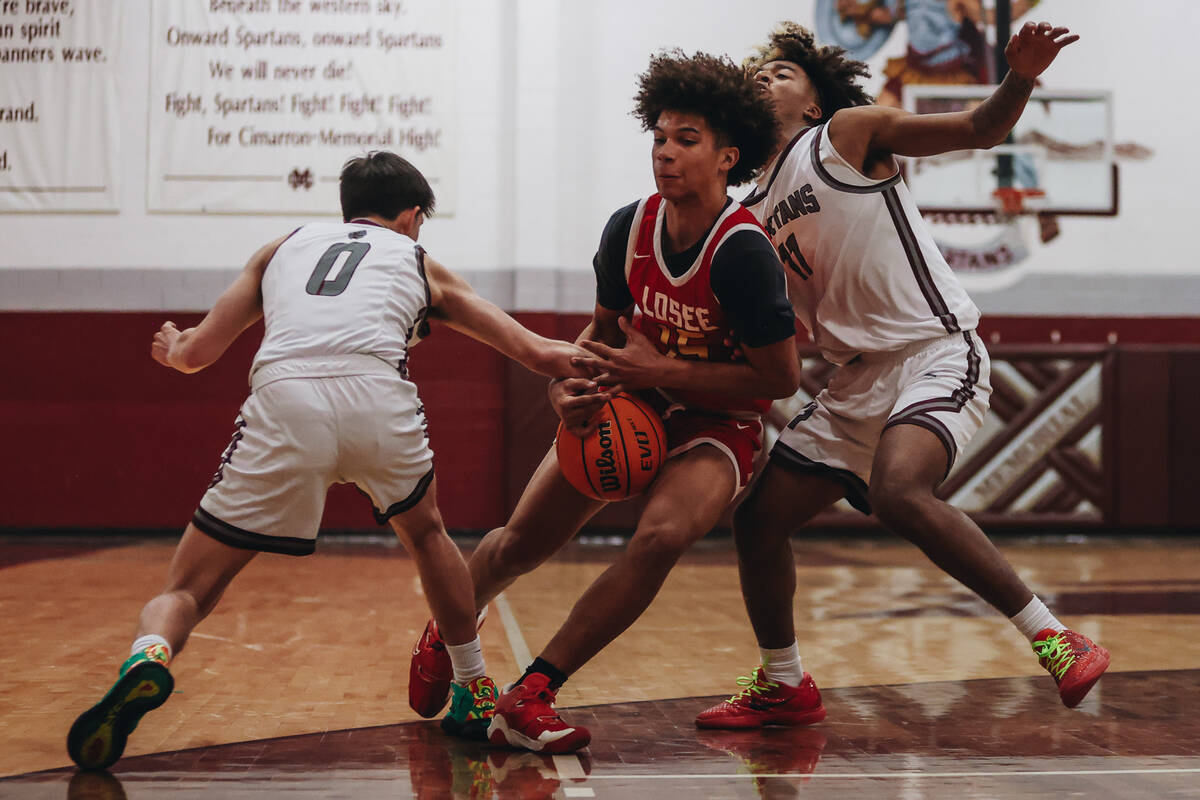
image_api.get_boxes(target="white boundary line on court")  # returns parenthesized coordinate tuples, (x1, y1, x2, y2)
(553, 754, 590, 779)
(580, 768, 1200, 780)
(493, 592, 533, 670)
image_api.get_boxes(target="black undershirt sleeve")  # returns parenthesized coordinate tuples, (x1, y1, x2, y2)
(592, 202, 638, 311)
(709, 231, 797, 349)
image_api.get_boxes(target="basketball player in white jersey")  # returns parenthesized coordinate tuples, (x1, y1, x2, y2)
(66, 152, 589, 770)
(685, 21, 1111, 727)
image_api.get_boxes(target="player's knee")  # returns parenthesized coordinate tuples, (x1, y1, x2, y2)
(868, 476, 929, 528)
(389, 503, 446, 550)
(629, 521, 697, 569)
(732, 495, 780, 548)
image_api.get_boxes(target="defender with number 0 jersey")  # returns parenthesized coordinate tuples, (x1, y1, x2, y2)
(197, 219, 437, 556)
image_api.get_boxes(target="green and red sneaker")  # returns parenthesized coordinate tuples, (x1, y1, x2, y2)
(695, 667, 827, 729)
(1032, 628, 1110, 708)
(67, 645, 174, 770)
(440, 675, 499, 741)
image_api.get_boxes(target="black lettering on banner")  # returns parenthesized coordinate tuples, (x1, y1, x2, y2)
(306, 241, 370, 296)
(777, 233, 813, 279)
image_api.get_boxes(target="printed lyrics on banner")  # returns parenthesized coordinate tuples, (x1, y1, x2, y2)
(147, 0, 456, 214)
(1, 0, 120, 212)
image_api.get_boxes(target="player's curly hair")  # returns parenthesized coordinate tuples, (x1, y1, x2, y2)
(745, 21, 874, 123)
(633, 49, 779, 187)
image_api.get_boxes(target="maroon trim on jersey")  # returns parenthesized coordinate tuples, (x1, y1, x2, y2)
(884, 413, 958, 479)
(882, 186, 960, 333)
(406, 245, 432, 347)
(809, 125, 903, 194)
(742, 127, 809, 208)
(882, 331, 984, 478)
(770, 440, 872, 514)
(372, 468, 436, 524)
(193, 507, 316, 557)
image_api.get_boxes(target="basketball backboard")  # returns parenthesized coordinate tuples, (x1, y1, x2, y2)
(903, 86, 1117, 217)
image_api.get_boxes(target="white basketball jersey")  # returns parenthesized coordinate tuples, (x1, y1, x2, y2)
(744, 124, 979, 366)
(251, 220, 429, 375)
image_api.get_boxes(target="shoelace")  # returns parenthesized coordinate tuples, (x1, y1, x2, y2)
(727, 670, 778, 703)
(1032, 632, 1076, 679)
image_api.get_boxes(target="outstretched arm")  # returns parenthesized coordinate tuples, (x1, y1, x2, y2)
(151, 235, 286, 373)
(424, 254, 589, 380)
(829, 21, 1078, 167)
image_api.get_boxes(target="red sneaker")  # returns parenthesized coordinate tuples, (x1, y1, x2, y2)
(409, 611, 488, 719)
(695, 668, 826, 729)
(1032, 628, 1110, 708)
(487, 673, 591, 754)
(409, 620, 453, 718)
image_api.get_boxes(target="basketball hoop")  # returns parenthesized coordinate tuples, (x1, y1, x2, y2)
(991, 186, 1046, 217)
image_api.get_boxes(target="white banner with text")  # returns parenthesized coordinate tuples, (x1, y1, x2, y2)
(0, 0, 121, 213)
(146, 0, 455, 215)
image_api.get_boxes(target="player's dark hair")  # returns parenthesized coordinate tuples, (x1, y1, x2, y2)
(633, 50, 779, 187)
(746, 21, 874, 122)
(339, 151, 436, 222)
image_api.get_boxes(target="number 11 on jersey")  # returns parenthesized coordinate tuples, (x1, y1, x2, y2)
(777, 233, 812, 279)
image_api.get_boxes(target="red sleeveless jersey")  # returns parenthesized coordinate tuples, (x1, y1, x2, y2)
(625, 194, 774, 417)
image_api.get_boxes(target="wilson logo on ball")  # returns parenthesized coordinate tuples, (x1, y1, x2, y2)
(557, 393, 666, 501)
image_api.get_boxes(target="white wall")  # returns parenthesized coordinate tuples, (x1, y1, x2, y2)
(2, 0, 1198, 313)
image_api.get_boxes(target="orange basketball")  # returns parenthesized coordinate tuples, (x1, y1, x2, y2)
(556, 393, 666, 501)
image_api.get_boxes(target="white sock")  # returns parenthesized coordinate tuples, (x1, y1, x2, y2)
(130, 634, 172, 661)
(446, 636, 486, 684)
(760, 642, 805, 687)
(1010, 596, 1065, 642)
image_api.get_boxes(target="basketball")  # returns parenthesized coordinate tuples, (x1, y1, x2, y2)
(556, 393, 666, 501)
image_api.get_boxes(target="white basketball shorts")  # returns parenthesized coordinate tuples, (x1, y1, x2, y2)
(193, 355, 434, 555)
(772, 331, 991, 513)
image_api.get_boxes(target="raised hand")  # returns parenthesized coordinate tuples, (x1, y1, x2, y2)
(151, 321, 181, 368)
(1006, 21, 1079, 80)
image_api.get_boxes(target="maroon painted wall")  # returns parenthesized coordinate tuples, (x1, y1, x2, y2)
(1, 312, 1197, 532)
(0, 312, 509, 531)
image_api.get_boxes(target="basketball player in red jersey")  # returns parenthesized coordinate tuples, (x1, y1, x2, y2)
(663, 21, 1103, 728)
(408, 51, 801, 753)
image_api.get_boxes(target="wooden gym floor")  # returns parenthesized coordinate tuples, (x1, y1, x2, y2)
(1, 533, 1199, 798)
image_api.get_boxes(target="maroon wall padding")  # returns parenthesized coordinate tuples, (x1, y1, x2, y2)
(0, 312, 509, 531)
(1110, 349, 1172, 526)
(1, 311, 1197, 532)
(1169, 351, 1200, 525)
(1109, 347, 1200, 527)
